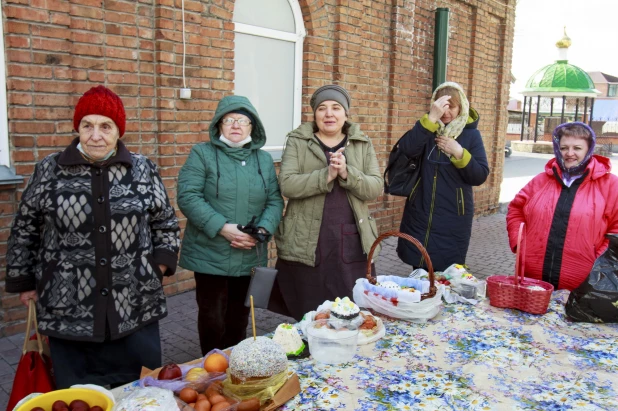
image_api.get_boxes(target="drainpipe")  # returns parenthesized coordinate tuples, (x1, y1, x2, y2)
(433, 8, 450, 90)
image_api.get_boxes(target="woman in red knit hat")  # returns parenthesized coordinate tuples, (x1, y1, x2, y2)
(5, 85, 181, 388)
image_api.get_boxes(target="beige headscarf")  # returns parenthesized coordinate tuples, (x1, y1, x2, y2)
(430, 82, 470, 139)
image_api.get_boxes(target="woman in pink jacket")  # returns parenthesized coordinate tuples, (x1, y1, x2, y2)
(507, 122, 618, 290)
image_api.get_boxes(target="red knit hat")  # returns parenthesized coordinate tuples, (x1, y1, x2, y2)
(73, 85, 126, 137)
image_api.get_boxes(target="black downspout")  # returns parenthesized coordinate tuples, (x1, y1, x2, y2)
(520, 96, 527, 141)
(534, 95, 540, 142)
(433, 8, 450, 91)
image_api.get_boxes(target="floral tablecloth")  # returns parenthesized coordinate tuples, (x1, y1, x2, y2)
(283, 291, 618, 410)
(112, 291, 618, 410)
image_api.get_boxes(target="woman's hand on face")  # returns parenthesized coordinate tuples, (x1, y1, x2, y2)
(220, 224, 258, 250)
(20, 290, 38, 307)
(435, 135, 464, 160)
(428, 95, 452, 123)
(329, 148, 347, 180)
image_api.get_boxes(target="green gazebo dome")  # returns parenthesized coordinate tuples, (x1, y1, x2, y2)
(521, 61, 598, 97)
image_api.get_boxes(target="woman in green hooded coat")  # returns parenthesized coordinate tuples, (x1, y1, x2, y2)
(177, 96, 283, 355)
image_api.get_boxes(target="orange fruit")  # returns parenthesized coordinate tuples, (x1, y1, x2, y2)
(203, 353, 229, 373)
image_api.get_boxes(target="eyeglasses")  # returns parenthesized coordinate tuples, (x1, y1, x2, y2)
(426, 144, 452, 165)
(221, 118, 251, 127)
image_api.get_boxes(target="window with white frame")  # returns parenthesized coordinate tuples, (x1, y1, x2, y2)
(233, 0, 306, 155)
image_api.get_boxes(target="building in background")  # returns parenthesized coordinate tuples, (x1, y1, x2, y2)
(511, 31, 600, 153)
(0, 0, 516, 336)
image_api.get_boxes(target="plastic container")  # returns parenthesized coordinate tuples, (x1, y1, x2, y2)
(306, 319, 359, 364)
(15, 388, 113, 411)
(457, 284, 477, 299)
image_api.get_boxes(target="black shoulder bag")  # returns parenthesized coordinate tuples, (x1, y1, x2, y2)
(383, 137, 422, 197)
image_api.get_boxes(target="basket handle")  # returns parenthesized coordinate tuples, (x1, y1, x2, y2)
(514, 222, 526, 284)
(22, 299, 44, 356)
(365, 230, 435, 291)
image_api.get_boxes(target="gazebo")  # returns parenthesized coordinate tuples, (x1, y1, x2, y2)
(517, 29, 600, 149)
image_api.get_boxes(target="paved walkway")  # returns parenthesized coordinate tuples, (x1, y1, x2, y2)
(0, 213, 513, 409)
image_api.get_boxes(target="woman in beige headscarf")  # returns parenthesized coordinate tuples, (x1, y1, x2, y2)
(397, 82, 489, 271)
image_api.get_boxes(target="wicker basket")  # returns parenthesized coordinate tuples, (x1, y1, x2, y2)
(366, 230, 438, 300)
(487, 222, 553, 315)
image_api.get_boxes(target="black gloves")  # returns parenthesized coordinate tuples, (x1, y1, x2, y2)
(237, 215, 269, 243)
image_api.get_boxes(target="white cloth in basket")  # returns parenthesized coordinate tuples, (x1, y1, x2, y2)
(353, 277, 444, 322)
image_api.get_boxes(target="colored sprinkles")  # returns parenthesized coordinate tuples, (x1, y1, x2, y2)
(229, 336, 287, 380)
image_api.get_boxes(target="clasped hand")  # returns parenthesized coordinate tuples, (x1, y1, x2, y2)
(327, 147, 347, 182)
(220, 223, 257, 250)
(435, 135, 464, 160)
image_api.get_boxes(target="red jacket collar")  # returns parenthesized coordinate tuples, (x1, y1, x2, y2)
(545, 155, 611, 181)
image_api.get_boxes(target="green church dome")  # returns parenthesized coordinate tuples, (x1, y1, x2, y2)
(522, 61, 598, 96)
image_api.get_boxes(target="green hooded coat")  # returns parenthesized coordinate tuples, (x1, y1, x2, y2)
(177, 96, 284, 276)
(275, 121, 383, 266)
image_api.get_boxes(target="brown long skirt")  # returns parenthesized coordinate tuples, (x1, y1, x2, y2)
(269, 180, 370, 321)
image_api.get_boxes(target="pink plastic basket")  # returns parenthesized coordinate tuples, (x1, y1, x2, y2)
(487, 222, 554, 315)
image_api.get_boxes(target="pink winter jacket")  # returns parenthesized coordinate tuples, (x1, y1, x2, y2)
(506, 155, 618, 291)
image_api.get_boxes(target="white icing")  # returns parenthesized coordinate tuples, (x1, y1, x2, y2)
(331, 297, 360, 318)
(272, 324, 304, 355)
(229, 336, 287, 380)
(114, 387, 178, 411)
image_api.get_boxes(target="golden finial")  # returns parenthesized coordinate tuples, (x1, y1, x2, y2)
(556, 26, 571, 48)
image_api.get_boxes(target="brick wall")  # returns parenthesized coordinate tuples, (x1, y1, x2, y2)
(0, 0, 516, 336)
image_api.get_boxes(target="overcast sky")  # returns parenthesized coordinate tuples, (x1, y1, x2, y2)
(510, 0, 618, 99)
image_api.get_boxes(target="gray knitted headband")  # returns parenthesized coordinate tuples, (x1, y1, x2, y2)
(310, 84, 351, 113)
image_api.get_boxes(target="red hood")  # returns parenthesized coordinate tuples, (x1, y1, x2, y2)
(545, 155, 612, 181)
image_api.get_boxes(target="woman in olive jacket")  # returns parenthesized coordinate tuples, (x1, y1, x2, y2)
(177, 96, 283, 354)
(269, 85, 383, 321)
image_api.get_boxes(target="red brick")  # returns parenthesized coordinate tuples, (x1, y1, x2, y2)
(6, 35, 30, 48)
(12, 136, 35, 147)
(34, 107, 73, 120)
(5, 5, 49, 23)
(70, 4, 104, 19)
(31, 26, 70, 40)
(36, 135, 74, 147)
(34, 94, 73, 106)
(31, 0, 70, 12)
(51, 13, 71, 26)
(8, 107, 33, 119)
(8, 93, 33, 105)
(6, 50, 31, 63)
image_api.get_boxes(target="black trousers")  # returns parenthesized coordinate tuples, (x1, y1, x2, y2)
(194, 273, 251, 356)
(49, 321, 161, 389)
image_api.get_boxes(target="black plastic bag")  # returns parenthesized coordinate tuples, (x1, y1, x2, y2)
(565, 234, 618, 323)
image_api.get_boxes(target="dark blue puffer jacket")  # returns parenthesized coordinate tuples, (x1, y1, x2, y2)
(397, 109, 489, 271)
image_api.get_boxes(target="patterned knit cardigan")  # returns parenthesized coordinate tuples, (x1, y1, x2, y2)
(6, 139, 180, 342)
